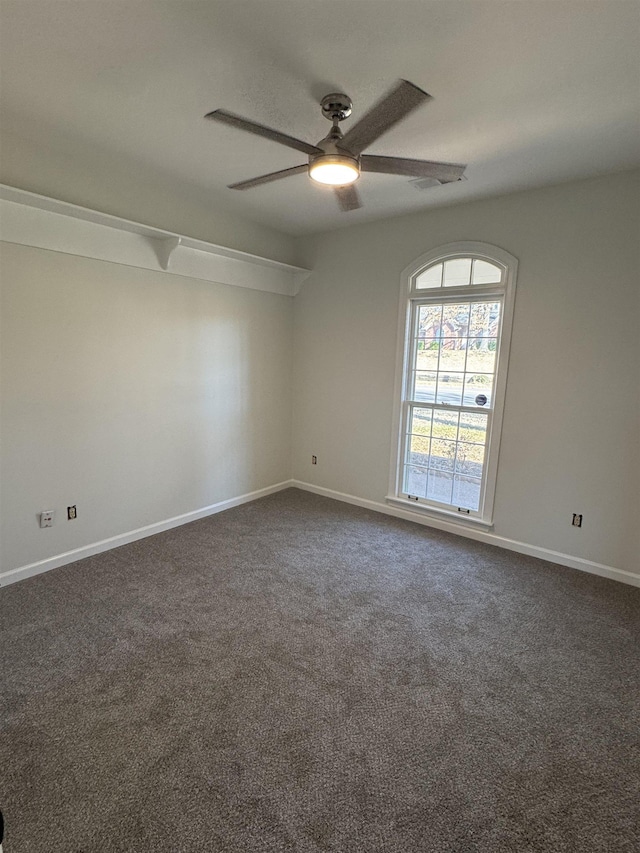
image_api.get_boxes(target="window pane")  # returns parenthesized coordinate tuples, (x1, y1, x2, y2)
(412, 371, 437, 402)
(465, 340, 497, 374)
(418, 304, 443, 333)
(427, 471, 454, 503)
(404, 465, 428, 497)
(463, 375, 494, 407)
(415, 263, 443, 289)
(469, 301, 501, 337)
(436, 373, 464, 405)
(441, 303, 470, 335)
(407, 435, 431, 456)
(443, 258, 472, 287)
(430, 439, 456, 471)
(438, 344, 466, 372)
(416, 341, 439, 371)
(407, 435, 431, 468)
(432, 409, 459, 438)
(452, 476, 482, 511)
(410, 407, 433, 436)
(472, 260, 502, 284)
(455, 442, 485, 477)
(458, 412, 488, 444)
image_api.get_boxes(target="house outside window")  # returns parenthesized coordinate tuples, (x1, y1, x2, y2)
(388, 242, 518, 526)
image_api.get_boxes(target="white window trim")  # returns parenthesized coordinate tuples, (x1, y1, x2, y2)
(386, 241, 518, 528)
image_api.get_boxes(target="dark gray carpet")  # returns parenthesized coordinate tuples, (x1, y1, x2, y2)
(1, 488, 639, 852)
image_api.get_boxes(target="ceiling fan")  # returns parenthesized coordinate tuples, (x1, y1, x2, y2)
(204, 80, 466, 212)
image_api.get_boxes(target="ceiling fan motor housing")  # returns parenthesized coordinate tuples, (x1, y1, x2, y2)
(320, 93, 353, 121)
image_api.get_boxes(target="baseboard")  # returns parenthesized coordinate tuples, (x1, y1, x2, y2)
(0, 480, 295, 588)
(292, 480, 640, 588)
(4, 479, 637, 590)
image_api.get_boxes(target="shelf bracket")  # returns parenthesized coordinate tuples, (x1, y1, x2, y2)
(153, 235, 182, 271)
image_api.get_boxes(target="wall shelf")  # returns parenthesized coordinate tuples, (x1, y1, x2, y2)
(0, 184, 311, 296)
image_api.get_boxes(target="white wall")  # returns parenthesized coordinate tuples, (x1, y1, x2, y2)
(0, 243, 293, 574)
(2, 170, 638, 584)
(292, 171, 640, 578)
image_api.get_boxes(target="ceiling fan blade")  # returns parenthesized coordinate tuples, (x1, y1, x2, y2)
(361, 155, 466, 183)
(339, 80, 432, 155)
(334, 184, 362, 212)
(228, 164, 308, 190)
(205, 109, 322, 156)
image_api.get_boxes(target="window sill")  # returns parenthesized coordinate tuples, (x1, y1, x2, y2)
(385, 495, 494, 530)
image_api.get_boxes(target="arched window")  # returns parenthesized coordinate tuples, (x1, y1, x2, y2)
(388, 242, 518, 525)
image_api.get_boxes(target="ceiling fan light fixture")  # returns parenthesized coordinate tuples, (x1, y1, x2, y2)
(308, 154, 360, 186)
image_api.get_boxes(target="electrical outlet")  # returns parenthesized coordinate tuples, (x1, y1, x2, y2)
(40, 510, 54, 528)
(572, 513, 583, 528)
(312, 455, 317, 465)
(67, 505, 77, 520)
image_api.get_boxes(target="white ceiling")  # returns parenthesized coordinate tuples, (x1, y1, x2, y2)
(1, 1, 639, 236)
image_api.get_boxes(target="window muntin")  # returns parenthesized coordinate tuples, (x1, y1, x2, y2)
(391, 243, 517, 525)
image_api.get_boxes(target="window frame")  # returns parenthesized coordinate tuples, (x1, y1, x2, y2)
(387, 242, 518, 528)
